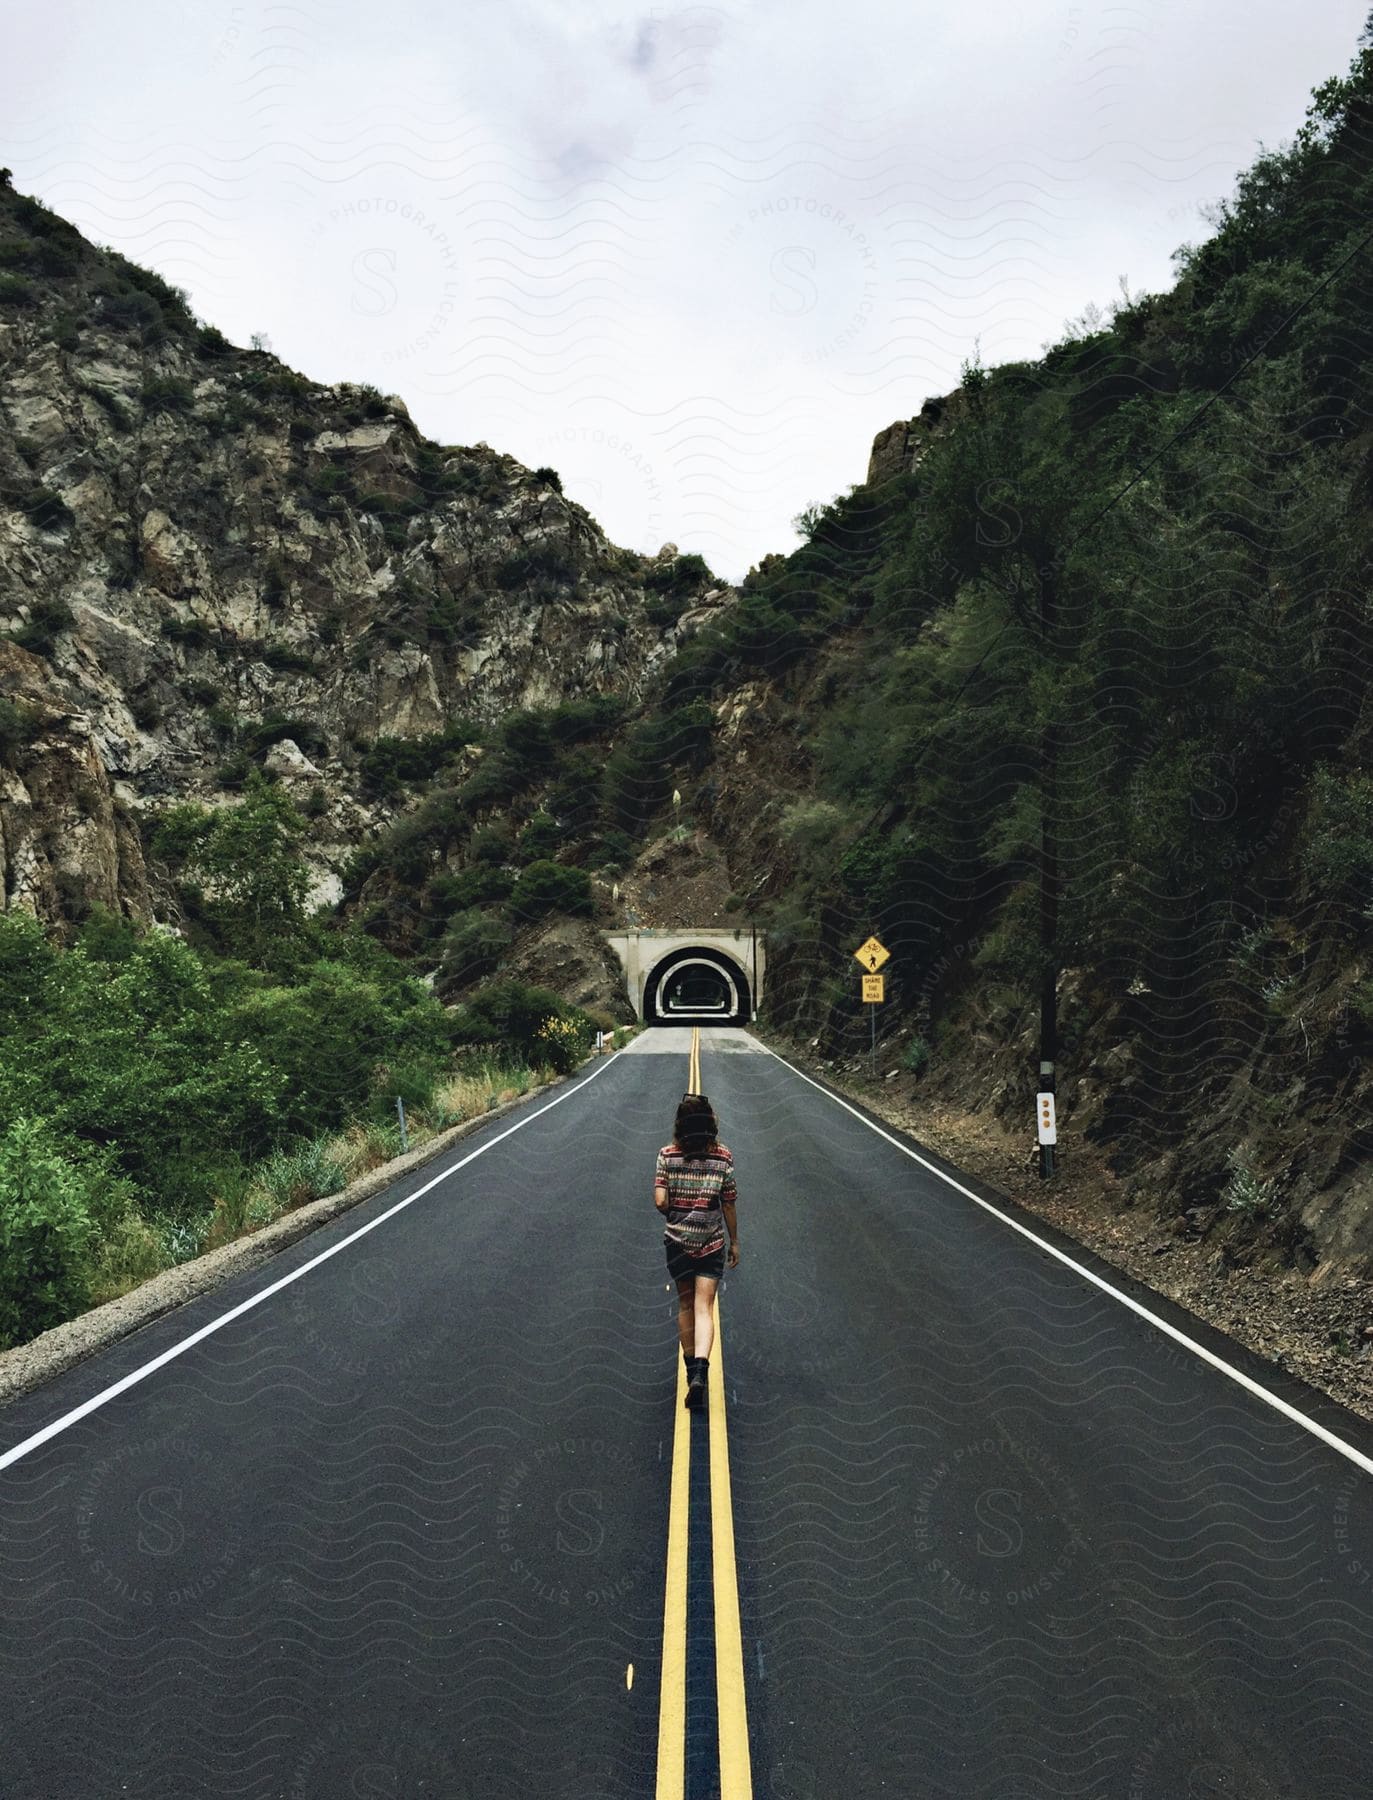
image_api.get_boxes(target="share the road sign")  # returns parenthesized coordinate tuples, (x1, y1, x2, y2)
(862, 974, 885, 1003)
(853, 935, 890, 972)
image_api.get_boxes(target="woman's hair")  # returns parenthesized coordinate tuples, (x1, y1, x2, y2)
(674, 1092, 718, 1160)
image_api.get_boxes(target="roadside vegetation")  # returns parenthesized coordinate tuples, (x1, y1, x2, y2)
(0, 774, 608, 1352)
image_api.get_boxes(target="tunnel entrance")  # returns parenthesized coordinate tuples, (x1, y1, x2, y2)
(643, 946, 751, 1026)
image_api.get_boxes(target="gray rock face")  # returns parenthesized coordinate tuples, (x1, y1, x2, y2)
(0, 190, 733, 928)
(865, 392, 957, 486)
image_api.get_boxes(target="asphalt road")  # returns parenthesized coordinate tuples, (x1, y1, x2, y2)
(3, 1025, 1373, 1797)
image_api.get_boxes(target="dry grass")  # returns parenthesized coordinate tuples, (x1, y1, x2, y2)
(85, 1055, 566, 1305)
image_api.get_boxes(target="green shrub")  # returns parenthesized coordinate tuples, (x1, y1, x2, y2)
(645, 591, 686, 629)
(11, 597, 75, 653)
(358, 724, 478, 798)
(1302, 767, 1373, 892)
(93, 287, 165, 338)
(76, 906, 141, 965)
(430, 864, 514, 910)
(0, 273, 38, 308)
(1221, 1152, 1275, 1218)
(532, 1011, 594, 1075)
(547, 695, 625, 741)
(215, 751, 252, 789)
(2, 484, 74, 532)
(141, 374, 195, 413)
(439, 908, 512, 985)
(0, 1117, 96, 1349)
(162, 617, 214, 649)
(510, 859, 593, 920)
(494, 547, 576, 590)
(148, 799, 215, 867)
(531, 466, 563, 491)
(0, 697, 40, 755)
(901, 1037, 931, 1074)
(589, 828, 636, 871)
(517, 811, 560, 862)
(197, 324, 232, 358)
(99, 256, 193, 327)
(644, 550, 712, 594)
(370, 1057, 439, 1118)
(308, 463, 353, 503)
(261, 642, 314, 673)
(242, 714, 327, 760)
(90, 1208, 168, 1299)
(228, 958, 447, 1138)
(453, 979, 584, 1064)
(250, 1137, 347, 1214)
(437, 458, 495, 498)
(32, 238, 80, 277)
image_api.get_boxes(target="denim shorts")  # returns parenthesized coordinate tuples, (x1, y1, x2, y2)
(665, 1235, 725, 1284)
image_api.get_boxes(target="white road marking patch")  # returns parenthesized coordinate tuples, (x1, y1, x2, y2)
(621, 1027, 763, 1055)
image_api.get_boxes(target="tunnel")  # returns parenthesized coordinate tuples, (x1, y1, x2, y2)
(643, 946, 752, 1026)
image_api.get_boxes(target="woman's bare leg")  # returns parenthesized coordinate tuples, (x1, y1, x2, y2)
(675, 1278, 695, 1357)
(693, 1277, 717, 1362)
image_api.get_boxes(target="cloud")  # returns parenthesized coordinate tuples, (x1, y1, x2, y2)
(1, 0, 1368, 580)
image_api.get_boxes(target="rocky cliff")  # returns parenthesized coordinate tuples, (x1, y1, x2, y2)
(0, 172, 731, 926)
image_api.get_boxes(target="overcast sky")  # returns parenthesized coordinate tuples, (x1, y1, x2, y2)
(4, 1, 1368, 581)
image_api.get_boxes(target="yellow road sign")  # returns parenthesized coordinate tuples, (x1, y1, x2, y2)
(862, 973, 884, 1003)
(853, 935, 890, 973)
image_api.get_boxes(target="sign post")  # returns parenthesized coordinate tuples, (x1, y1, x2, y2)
(853, 937, 890, 1079)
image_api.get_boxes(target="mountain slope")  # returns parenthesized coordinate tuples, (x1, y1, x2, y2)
(0, 167, 729, 926)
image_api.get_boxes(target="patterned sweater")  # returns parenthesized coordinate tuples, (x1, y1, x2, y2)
(656, 1141, 736, 1257)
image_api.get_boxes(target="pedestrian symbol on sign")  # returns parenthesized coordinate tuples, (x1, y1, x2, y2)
(852, 935, 890, 973)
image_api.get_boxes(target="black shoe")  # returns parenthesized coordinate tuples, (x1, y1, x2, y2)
(685, 1358, 708, 1411)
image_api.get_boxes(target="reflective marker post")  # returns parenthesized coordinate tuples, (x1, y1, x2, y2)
(1036, 1080, 1056, 1181)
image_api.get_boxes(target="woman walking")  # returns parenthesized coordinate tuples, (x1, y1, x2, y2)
(655, 1092, 740, 1410)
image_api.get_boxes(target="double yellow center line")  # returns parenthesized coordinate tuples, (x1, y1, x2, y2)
(656, 1027, 752, 1797)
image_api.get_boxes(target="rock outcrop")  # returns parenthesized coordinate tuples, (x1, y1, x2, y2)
(0, 174, 728, 927)
(865, 391, 958, 486)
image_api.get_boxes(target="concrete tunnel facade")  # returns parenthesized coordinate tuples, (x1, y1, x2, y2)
(603, 928, 765, 1026)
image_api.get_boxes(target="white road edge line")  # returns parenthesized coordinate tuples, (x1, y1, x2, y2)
(0, 1056, 619, 1473)
(755, 1037, 1373, 1481)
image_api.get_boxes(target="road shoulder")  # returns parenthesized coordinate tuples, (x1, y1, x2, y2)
(759, 1030, 1373, 1429)
(0, 1076, 568, 1411)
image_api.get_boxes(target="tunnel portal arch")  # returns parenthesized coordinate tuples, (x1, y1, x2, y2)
(602, 928, 765, 1024)
(643, 945, 751, 1026)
